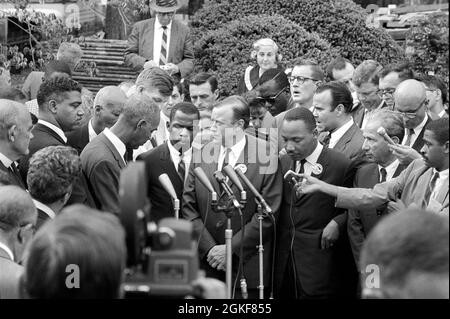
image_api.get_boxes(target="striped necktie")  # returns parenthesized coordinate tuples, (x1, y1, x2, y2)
(159, 26, 168, 66)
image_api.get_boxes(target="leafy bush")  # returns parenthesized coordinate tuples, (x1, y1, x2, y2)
(191, 0, 404, 66)
(405, 12, 449, 87)
(194, 14, 338, 96)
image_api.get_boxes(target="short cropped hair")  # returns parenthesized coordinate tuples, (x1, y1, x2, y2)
(425, 118, 449, 145)
(0, 186, 36, 232)
(23, 204, 126, 299)
(315, 81, 353, 113)
(291, 58, 325, 81)
(361, 208, 449, 297)
(36, 77, 82, 110)
(379, 62, 414, 82)
(56, 42, 83, 63)
(44, 60, 72, 78)
(169, 102, 199, 122)
(214, 95, 250, 129)
(189, 72, 218, 93)
(284, 106, 316, 132)
(135, 67, 173, 97)
(0, 99, 24, 139)
(416, 74, 448, 105)
(122, 93, 160, 129)
(352, 60, 383, 87)
(27, 146, 81, 205)
(367, 109, 405, 141)
(326, 57, 353, 80)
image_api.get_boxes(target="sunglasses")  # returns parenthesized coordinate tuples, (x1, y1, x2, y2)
(255, 89, 285, 104)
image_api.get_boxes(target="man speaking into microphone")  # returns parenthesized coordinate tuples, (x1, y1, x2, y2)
(182, 96, 282, 299)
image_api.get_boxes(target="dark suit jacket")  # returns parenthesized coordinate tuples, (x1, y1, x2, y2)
(0, 247, 23, 299)
(137, 142, 184, 222)
(347, 162, 403, 269)
(332, 123, 366, 164)
(81, 132, 126, 215)
(66, 123, 89, 155)
(410, 115, 432, 153)
(0, 160, 26, 189)
(124, 18, 194, 78)
(182, 135, 283, 289)
(36, 208, 52, 231)
(19, 123, 95, 207)
(275, 147, 357, 298)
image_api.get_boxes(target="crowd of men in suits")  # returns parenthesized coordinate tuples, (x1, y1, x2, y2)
(0, 0, 449, 299)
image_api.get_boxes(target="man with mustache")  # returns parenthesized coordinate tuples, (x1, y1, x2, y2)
(298, 118, 449, 215)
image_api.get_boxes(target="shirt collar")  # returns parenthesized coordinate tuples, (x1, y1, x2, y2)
(38, 119, 67, 143)
(0, 242, 14, 261)
(329, 118, 354, 148)
(439, 109, 447, 118)
(32, 199, 56, 219)
(88, 119, 98, 142)
(305, 142, 323, 166)
(155, 17, 172, 31)
(412, 114, 429, 136)
(0, 152, 13, 168)
(103, 128, 126, 159)
(220, 135, 247, 160)
(167, 140, 192, 162)
(379, 159, 400, 181)
(434, 168, 449, 180)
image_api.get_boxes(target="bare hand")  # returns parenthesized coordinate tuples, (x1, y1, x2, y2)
(143, 60, 158, 69)
(295, 174, 324, 196)
(161, 63, 179, 75)
(321, 220, 339, 250)
(207, 245, 226, 271)
(389, 144, 421, 166)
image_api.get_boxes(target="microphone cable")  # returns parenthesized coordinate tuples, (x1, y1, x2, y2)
(268, 212, 277, 299)
(196, 195, 211, 251)
(232, 207, 247, 299)
(288, 190, 298, 299)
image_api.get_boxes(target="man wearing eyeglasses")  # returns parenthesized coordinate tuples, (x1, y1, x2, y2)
(0, 186, 37, 299)
(389, 79, 432, 167)
(378, 62, 414, 110)
(416, 74, 449, 120)
(124, 0, 194, 79)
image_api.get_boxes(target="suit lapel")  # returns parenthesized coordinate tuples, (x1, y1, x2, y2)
(145, 19, 155, 61)
(435, 177, 449, 205)
(168, 20, 178, 63)
(100, 133, 126, 169)
(35, 123, 66, 145)
(412, 116, 431, 152)
(333, 123, 357, 152)
(159, 143, 183, 189)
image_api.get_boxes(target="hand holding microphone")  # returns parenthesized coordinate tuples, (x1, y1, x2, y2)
(377, 127, 396, 145)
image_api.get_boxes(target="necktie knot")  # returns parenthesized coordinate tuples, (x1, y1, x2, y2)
(296, 159, 307, 174)
(379, 167, 387, 183)
(223, 148, 232, 168)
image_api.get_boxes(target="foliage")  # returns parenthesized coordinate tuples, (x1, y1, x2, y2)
(191, 0, 404, 67)
(194, 14, 339, 96)
(404, 12, 449, 86)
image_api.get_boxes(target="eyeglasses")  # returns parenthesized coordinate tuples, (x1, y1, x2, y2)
(377, 88, 396, 98)
(394, 99, 427, 119)
(288, 76, 320, 85)
(255, 88, 285, 104)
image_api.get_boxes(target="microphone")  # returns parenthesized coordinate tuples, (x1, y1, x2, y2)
(213, 171, 241, 209)
(194, 167, 217, 202)
(158, 174, 180, 219)
(234, 167, 273, 214)
(377, 127, 396, 145)
(284, 169, 303, 186)
(222, 165, 247, 202)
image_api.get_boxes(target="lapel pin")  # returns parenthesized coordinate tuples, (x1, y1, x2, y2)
(236, 164, 247, 174)
(311, 163, 323, 175)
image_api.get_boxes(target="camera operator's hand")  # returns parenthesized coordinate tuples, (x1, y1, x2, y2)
(207, 245, 226, 271)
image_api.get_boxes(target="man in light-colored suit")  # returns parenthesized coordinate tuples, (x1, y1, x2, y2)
(0, 186, 37, 299)
(124, 0, 194, 78)
(299, 118, 449, 215)
(81, 94, 160, 215)
(183, 96, 282, 298)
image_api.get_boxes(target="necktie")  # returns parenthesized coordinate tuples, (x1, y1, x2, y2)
(223, 148, 232, 168)
(178, 154, 186, 183)
(424, 172, 440, 205)
(404, 128, 415, 147)
(379, 167, 387, 183)
(159, 26, 168, 66)
(9, 162, 23, 186)
(321, 133, 331, 148)
(296, 159, 307, 174)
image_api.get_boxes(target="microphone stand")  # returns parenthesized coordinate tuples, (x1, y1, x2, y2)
(256, 203, 265, 299)
(213, 177, 245, 299)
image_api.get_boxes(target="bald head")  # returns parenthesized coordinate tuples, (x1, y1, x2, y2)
(92, 86, 127, 130)
(0, 186, 36, 233)
(394, 80, 428, 129)
(94, 86, 127, 108)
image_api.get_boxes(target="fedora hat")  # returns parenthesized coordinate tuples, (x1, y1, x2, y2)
(150, 0, 181, 12)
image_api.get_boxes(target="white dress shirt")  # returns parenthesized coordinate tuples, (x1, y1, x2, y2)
(103, 128, 126, 165)
(401, 114, 428, 147)
(153, 17, 172, 65)
(378, 159, 400, 182)
(167, 140, 192, 181)
(38, 119, 67, 143)
(329, 118, 354, 149)
(431, 168, 449, 201)
(88, 119, 98, 142)
(0, 151, 13, 168)
(361, 101, 385, 130)
(218, 136, 246, 171)
(0, 242, 14, 261)
(439, 109, 447, 118)
(295, 142, 323, 175)
(33, 199, 56, 219)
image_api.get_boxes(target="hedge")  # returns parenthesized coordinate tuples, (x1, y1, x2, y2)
(191, 0, 404, 67)
(193, 14, 339, 96)
(405, 12, 449, 87)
